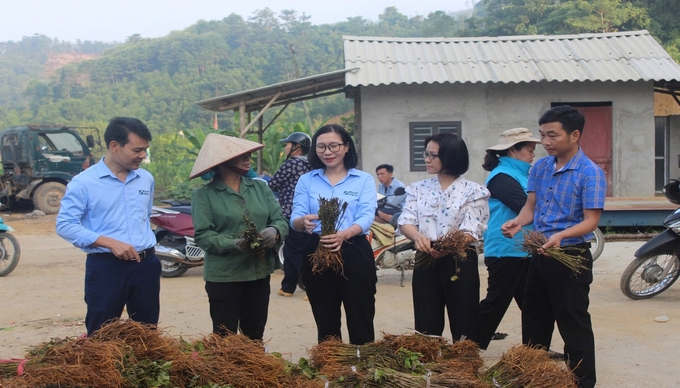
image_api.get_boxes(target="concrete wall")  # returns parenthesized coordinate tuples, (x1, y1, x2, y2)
(357, 81, 655, 197)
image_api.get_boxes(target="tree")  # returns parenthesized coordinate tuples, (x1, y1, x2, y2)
(422, 11, 460, 37)
(551, 0, 649, 33)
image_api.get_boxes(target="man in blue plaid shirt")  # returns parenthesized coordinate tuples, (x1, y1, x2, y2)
(502, 106, 605, 388)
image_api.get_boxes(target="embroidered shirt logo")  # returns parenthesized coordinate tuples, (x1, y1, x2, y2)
(343, 190, 359, 197)
(138, 190, 150, 196)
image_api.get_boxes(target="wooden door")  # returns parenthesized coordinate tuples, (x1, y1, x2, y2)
(574, 106, 613, 196)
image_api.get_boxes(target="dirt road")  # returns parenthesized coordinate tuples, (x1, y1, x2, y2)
(1, 213, 678, 387)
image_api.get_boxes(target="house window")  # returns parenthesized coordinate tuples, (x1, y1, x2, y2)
(655, 116, 670, 193)
(409, 121, 461, 171)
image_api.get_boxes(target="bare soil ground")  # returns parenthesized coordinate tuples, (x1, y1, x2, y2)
(1, 213, 679, 387)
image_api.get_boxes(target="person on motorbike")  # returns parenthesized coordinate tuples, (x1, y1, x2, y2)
(268, 132, 312, 298)
(502, 106, 606, 388)
(477, 128, 541, 350)
(374, 164, 407, 224)
(190, 134, 289, 341)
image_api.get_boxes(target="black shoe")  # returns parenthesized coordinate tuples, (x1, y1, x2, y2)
(548, 350, 565, 361)
(491, 332, 508, 340)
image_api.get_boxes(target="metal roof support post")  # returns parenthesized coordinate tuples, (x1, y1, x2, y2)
(347, 86, 362, 170)
(239, 92, 282, 137)
(239, 102, 246, 135)
(257, 116, 264, 174)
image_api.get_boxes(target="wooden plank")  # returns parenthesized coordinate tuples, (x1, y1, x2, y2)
(603, 197, 677, 211)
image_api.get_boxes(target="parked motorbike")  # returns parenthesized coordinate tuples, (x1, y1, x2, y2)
(620, 179, 680, 299)
(151, 200, 205, 278)
(0, 216, 20, 277)
(371, 187, 416, 286)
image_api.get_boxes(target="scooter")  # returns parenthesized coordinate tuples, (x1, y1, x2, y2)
(371, 187, 417, 286)
(620, 179, 680, 299)
(151, 200, 205, 278)
(0, 216, 20, 277)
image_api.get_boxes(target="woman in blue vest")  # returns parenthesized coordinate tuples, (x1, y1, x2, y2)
(477, 128, 541, 350)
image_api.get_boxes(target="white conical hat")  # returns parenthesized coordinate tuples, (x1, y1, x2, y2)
(189, 133, 264, 179)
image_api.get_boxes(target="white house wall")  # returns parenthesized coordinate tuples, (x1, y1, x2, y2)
(358, 80, 654, 197)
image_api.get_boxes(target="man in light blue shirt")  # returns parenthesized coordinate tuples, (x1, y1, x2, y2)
(56, 117, 160, 335)
(375, 164, 407, 224)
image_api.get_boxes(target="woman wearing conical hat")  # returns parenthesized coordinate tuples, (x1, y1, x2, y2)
(190, 134, 289, 340)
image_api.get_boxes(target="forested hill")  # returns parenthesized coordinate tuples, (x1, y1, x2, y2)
(0, 1, 677, 134)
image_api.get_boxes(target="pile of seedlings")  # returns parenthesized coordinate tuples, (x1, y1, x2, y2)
(0, 321, 578, 388)
(0, 320, 318, 388)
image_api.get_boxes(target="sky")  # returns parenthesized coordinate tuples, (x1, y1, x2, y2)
(0, 0, 474, 43)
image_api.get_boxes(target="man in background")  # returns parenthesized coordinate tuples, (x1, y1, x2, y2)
(374, 164, 406, 224)
(268, 132, 312, 298)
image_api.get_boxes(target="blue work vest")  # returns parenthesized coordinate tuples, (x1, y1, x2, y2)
(483, 156, 532, 258)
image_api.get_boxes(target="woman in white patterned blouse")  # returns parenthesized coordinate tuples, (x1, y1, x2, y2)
(399, 133, 490, 344)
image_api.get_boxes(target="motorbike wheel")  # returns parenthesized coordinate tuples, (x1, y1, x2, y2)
(155, 230, 190, 278)
(589, 228, 605, 262)
(278, 242, 285, 266)
(620, 253, 680, 300)
(0, 233, 21, 277)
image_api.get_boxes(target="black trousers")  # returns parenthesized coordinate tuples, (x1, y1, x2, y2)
(84, 253, 161, 335)
(281, 226, 308, 293)
(205, 276, 270, 340)
(412, 249, 479, 342)
(301, 234, 377, 345)
(522, 244, 595, 388)
(477, 256, 530, 349)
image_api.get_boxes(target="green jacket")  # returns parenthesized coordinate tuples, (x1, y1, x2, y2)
(192, 177, 289, 282)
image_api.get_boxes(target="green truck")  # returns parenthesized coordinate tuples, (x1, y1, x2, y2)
(0, 125, 97, 214)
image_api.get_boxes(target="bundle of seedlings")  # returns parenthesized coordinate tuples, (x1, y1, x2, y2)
(378, 332, 451, 363)
(521, 230, 589, 275)
(1, 336, 129, 388)
(481, 345, 578, 388)
(90, 319, 184, 362)
(361, 367, 485, 388)
(414, 230, 475, 269)
(309, 335, 486, 386)
(308, 197, 348, 274)
(236, 214, 263, 253)
(425, 340, 484, 379)
(309, 338, 434, 383)
(309, 338, 388, 371)
(178, 333, 322, 388)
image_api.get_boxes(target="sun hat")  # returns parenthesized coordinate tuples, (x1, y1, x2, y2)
(189, 133, 264, 179)
(486, 127, 541, 151)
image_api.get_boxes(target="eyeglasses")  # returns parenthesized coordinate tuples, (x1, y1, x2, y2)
(316, 143, 345, 153)
(422, 151, 439, 160)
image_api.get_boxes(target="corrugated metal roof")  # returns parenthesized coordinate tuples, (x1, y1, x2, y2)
(344, 30, 680, 86)
(197, 68, 355, 112)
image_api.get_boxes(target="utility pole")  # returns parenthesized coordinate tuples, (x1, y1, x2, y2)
(290, 44, 314, 131)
